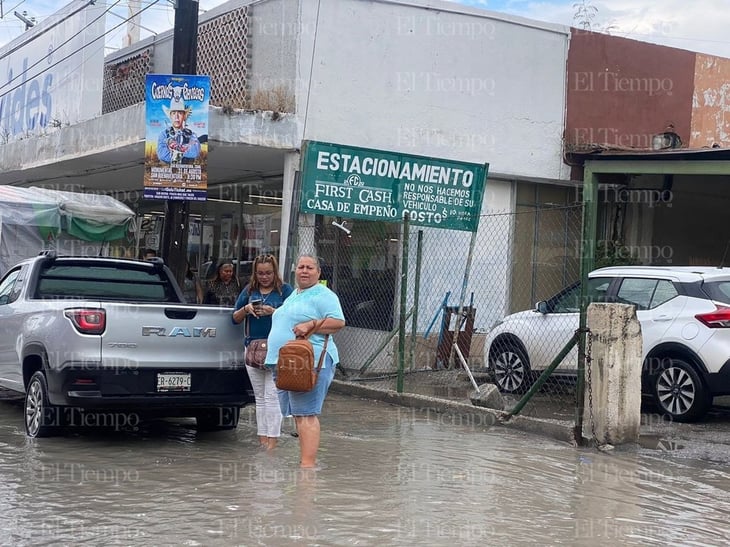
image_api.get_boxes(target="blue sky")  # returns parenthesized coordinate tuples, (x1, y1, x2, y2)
(1, 0, 730, 58)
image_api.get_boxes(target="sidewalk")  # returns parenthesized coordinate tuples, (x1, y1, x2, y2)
(330, 380, 730, 463)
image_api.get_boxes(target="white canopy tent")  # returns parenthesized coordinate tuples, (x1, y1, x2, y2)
(0, 186, 135, 274)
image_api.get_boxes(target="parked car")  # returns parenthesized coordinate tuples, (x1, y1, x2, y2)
(485, 266, 730, 422)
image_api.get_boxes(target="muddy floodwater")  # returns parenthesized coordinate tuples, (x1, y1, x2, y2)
(1, 392, 729, 546)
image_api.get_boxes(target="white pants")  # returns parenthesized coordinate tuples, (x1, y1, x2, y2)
(245, 365, 282, 438)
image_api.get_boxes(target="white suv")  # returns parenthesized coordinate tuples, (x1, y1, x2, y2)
(485, 266, 730, 422)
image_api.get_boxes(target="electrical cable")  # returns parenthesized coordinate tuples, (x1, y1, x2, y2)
(4, 1, 29, 19)
(0, 0, 95, 59)
(0, 0, 161, 125)
(2, 1, 124, 95)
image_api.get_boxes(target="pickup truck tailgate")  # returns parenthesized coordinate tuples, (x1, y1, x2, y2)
(101, 303, 243, 370)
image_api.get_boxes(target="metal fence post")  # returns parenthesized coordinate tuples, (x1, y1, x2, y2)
(574, 164, 598, 444)
(410, 230, 423, 370)
(397, 213, 410, 392)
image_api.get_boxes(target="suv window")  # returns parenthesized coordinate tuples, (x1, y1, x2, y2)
(552, 277, 612, 313)
(650, 280, 679, 308)
(701, 280, 730, 304)
(617, 278, 678, 310)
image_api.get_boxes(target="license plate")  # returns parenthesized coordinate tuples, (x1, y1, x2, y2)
(156, 372, 191, 392)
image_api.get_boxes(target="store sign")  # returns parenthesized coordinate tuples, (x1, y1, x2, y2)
(0, 1, 106, 141)
(300, 141, 488, 232)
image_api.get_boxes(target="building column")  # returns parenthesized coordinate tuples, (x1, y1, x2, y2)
(279, 150, 302, 277)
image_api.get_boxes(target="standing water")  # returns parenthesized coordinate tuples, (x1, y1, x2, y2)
(0, 393, 728, 545)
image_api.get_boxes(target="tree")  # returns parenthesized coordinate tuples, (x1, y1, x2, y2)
(573, 0, 598, 31)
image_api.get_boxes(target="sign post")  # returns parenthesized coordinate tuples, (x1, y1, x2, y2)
(159, 0, 200, 286)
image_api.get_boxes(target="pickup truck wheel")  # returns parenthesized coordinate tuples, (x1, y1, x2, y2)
(25, 371, 64, 438)
(195, 406, 240, 431)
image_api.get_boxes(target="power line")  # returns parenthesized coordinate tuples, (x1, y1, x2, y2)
(0, 1, 95, 59)
(3, 1, 28, 20)
(0, 1, 175, 49)
(1, 1, 123, 94)
(0, 0, 161, 104)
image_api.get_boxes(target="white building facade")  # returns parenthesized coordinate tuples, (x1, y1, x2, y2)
(0, 0, 575, 342)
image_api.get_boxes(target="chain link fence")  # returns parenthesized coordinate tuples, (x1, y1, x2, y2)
(303, 203, 584, 424)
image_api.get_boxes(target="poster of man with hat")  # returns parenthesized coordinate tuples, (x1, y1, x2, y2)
(158, 92, 200, 164)
(144, 74, 210, 201)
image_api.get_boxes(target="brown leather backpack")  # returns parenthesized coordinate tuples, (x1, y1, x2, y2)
(275, 321, 329, 392)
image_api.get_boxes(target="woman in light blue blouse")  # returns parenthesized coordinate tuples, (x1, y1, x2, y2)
(265, 254, 345, 468)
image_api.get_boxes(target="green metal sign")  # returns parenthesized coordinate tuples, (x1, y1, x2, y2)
(300, 141, 488, 232)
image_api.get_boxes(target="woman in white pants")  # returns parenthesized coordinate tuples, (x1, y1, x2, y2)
(232, 254, 293, 449)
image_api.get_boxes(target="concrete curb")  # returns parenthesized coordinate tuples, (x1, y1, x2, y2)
(330, 380, 577, 445)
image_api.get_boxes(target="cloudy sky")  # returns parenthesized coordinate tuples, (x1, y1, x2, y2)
(1, 0, 729, 58)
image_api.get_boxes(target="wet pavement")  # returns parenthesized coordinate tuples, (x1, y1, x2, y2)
(0, 392, 729, 545)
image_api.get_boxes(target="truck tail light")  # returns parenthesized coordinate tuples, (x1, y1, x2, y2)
(695, 305, 730, 328)
(64, 309, 106, 334)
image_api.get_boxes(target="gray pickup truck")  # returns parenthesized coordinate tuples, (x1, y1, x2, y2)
(0, 252, 253, 437)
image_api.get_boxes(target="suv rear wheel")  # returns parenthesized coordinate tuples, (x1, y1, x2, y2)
(651, 358, 711, 422)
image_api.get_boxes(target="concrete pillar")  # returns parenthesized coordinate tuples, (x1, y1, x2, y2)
(279, 150, 300, 270)
(583, 303, 642, 445)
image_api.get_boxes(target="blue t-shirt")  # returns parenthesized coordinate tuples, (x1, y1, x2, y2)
(264, 283, 345, 369)
(233, 283, 293, 345)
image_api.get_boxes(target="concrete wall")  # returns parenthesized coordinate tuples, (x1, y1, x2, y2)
(249, 0, 299, 110)
(0, 1, 107, 140)
(691, 54, 730, 147)
(297, 0, 570, 180)
(294, 0, 570, 336)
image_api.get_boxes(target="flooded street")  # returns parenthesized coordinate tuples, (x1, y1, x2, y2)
(1, 393, 729, 546)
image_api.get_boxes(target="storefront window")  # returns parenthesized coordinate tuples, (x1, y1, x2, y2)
(131, 181, 283, 286)
(315, 216, 400, 331)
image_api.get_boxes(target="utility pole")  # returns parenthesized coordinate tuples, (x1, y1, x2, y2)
(160, 0, 199, 287)
(123, 0, 141, 47)
(14, 10, 36, 30)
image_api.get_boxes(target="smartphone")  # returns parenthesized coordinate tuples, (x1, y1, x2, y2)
(250, 298, 263, 311)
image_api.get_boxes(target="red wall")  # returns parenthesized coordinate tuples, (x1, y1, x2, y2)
(566, 29, 696, 150)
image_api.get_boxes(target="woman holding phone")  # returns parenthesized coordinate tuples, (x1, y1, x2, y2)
(232, 254, 293, 449)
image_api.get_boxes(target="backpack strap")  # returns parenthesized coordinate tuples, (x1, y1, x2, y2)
(301, 319, 326, 338)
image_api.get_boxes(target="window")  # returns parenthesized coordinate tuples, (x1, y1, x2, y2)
(701, 281, 730, 304)
(617, 278, 678, 310)
(36, 263, 178, 302)
(551, 278, 611, 313)
(315, 216, 399, 330)
(0, 269, 21, 305)
(650, 280, 679, 308)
